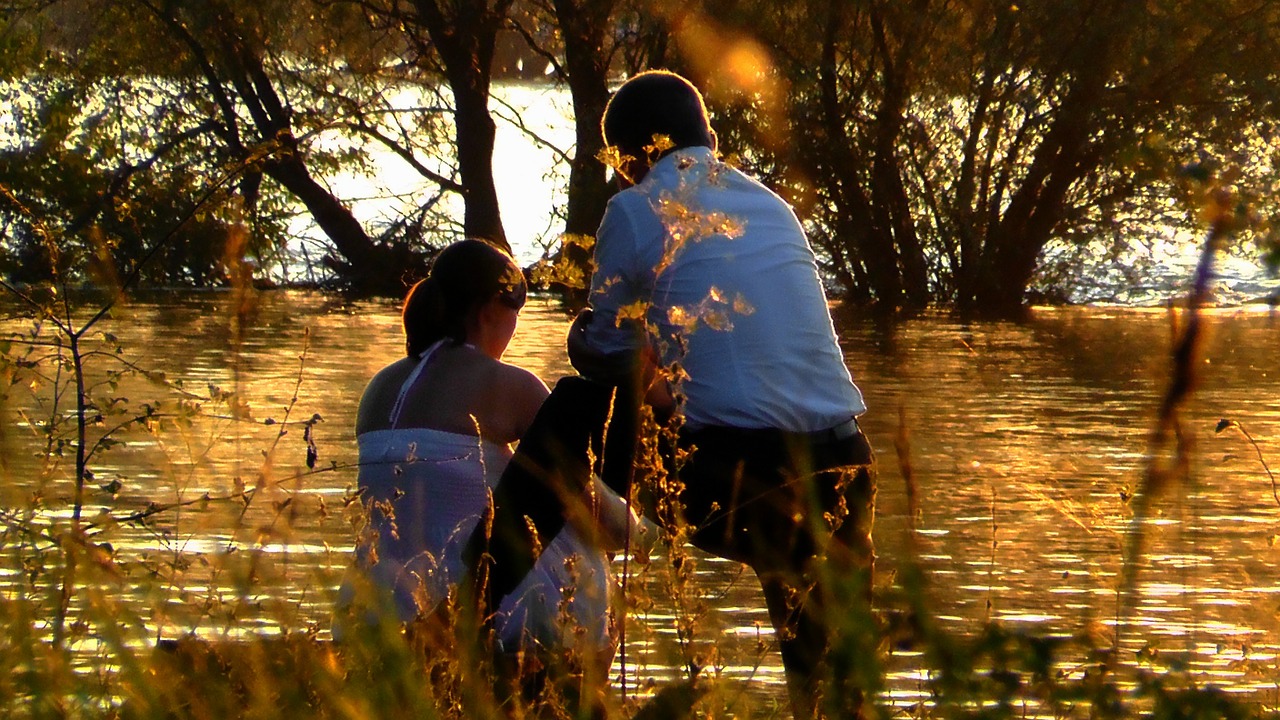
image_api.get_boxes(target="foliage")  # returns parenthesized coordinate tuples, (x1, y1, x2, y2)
(0, 0, 463, 293)
(5, 0, 1278, 309)
(693, 0, 1280, 316)
(1, 212, 1278, 718)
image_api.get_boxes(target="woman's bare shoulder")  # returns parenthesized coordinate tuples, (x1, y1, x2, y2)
(356, 357, 416, 435)
(484, 359, 549, 442)
(496, 360, 551, 397)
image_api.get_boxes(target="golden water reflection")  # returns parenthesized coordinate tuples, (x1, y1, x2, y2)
(2, 292, 1279, 714)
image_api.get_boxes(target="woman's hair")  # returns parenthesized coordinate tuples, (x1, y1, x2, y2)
(402, 239, 526, 357)
(602, 70, 714, 160)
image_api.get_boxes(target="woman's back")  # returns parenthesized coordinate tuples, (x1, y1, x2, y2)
(352, 337, 546, 622)
(355, 342, 547, 446)
(356, 425, 510, 620)
(344, 240, 632, 665)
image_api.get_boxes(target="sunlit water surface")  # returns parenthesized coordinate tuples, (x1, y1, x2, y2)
(2, 292, 1279, 715)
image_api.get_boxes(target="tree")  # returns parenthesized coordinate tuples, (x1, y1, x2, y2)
(702, 0, 1280, 317)
(0, 0, 468, 294)
(0, 22, 250, 285)
(522, 0, 615, 241)
(353, 0, 515, 252)
(8, 0, 1276, 309)
(506, 0, 623, 297)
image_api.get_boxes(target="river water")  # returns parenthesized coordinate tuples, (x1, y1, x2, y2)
(2, 291, 1279, 714)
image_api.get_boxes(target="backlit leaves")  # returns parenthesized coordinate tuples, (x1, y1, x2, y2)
(595, 144, 630, 173)
(667, 287, 754, 335)
(615, 299, 649, 326)
(653, 197, 745, 278)
(530, 233, 595, 291)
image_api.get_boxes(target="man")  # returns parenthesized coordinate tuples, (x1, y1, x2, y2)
(570, 70, 877, 718)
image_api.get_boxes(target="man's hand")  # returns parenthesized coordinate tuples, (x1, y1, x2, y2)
(567, 308, 637, 383)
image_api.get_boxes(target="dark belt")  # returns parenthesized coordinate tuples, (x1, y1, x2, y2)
(802, 418, 860, 445)
(682, 418, 862, 448)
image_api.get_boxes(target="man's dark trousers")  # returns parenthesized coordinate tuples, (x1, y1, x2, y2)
(674, 422, 876, 717)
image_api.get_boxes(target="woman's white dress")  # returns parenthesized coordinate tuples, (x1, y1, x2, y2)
(347, 342, 615, 651)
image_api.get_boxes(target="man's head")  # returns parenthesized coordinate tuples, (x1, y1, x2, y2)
(602, 70, 715, 184)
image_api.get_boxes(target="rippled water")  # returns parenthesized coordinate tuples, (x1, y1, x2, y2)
(856, 304, 1280, 711)
(2, 291, 1279, 713)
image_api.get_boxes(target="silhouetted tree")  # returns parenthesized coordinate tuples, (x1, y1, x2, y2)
(704, 0, 1280, 316)
(0, 0, 459, 293)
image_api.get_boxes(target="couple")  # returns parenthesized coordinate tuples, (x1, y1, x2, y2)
(351, 71, 876, 719)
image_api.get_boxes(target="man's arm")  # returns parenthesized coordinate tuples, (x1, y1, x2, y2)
(583, 199, 647, 355)
(568, 198, 648, 377)
(569, 197, 679, 415)
(568, 308, 674, 413)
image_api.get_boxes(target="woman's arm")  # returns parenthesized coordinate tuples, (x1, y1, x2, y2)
(490, 363, 551, 445)
(570, 476, 658, 557)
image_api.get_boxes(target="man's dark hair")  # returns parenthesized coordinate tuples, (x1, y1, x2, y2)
(602, 70, 714, 159)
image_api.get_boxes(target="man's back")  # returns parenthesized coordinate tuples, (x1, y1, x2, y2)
(587, 146, 864, 432)
(584, 70, 876, 719)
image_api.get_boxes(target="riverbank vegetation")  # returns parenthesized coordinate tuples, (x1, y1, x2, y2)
(2, 0, 1279, 314)
(2, 1, 1280, 717)
(1, 173, 1277, 716)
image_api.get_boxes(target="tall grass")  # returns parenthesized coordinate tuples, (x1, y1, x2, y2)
(0, 181, 1276, 719)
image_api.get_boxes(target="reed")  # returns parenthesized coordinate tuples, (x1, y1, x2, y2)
(0, 191, 1275, 718)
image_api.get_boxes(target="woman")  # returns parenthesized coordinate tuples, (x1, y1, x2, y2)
(347, 238, 636, 665)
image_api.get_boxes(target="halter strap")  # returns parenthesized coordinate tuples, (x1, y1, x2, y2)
(388, 339, 447, 428)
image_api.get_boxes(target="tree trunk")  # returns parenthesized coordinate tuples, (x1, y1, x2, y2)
(952, 7, 1017, 315)
(869, 0, 930, 309)
(264, 149, 425, 294)
(143, 1, 428, 295)
(555, 0, 614, 239)
(451, 80, 507, 249)
(970, 3, 1129, 318)
(411, 0, 513, 252)
(818, 0, 901, 311)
